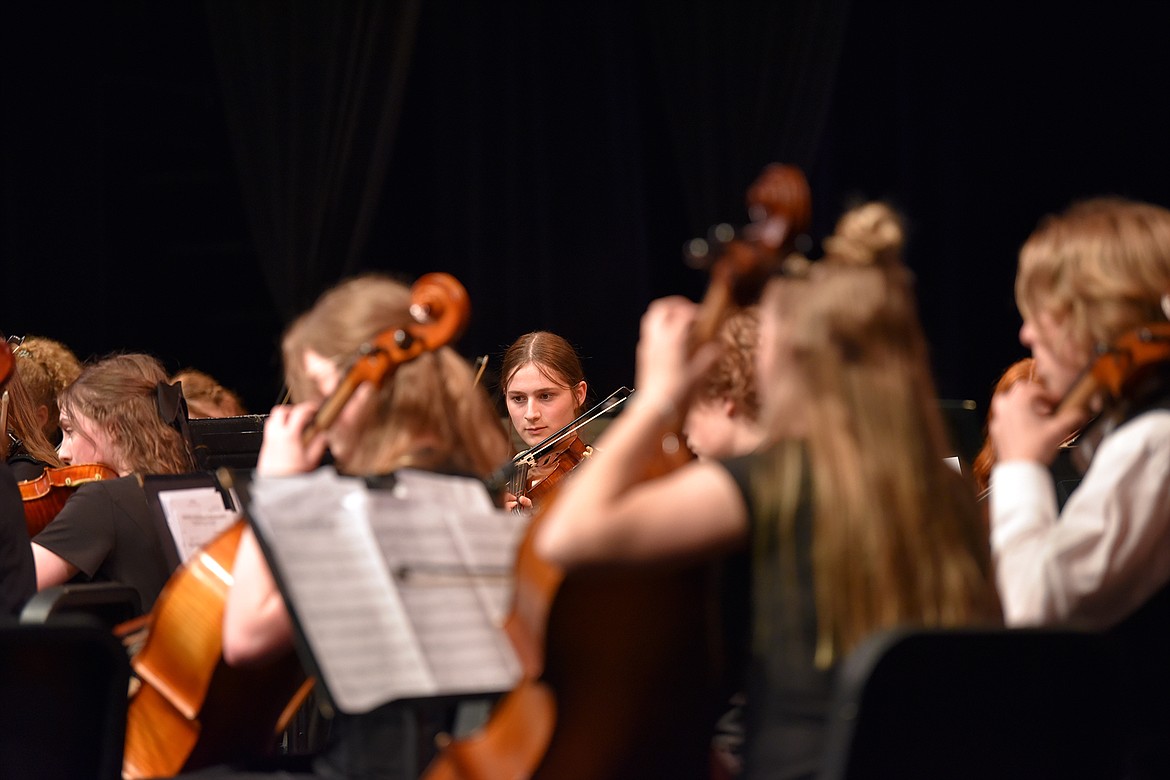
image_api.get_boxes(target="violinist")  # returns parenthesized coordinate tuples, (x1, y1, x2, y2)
(31, 353, 195, 614)
(189, 273, 511, 780)
(10, 333, 82, 447)
(499, 330, 590, 512)
(987, 196, 1170, 629)
(0, 341, 36, 616)
(536, 201, 1001, 779)
(987, 197, 1170, 778)
(0, 357, 64, 482)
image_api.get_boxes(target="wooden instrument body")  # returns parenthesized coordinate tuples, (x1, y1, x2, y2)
(18, 463, 119, 537)
(124, 272, 473, 777)
(422, 163, 811, 779)
(122, 521, 312, 779)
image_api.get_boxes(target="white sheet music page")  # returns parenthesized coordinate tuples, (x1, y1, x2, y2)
(156, 487, 241, 563)
(246, 467, 526, 715)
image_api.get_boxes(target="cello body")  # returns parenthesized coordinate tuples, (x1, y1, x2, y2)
(423, 501, 724, 780)
(423, 163, 812, 779)
(122, 521, 313, 779)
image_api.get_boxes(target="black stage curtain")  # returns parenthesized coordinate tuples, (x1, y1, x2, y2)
(204, 0, 422, 322)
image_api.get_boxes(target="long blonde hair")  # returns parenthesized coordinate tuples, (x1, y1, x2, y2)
(755, 202, 999, 666)
(282, 273, 511, 478)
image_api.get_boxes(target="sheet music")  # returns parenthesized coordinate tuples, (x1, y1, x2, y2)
(156, 486, 241, 563)
(246, 467, 527, 714)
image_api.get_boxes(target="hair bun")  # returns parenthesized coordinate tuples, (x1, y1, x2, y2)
(822, 201, 904, 269)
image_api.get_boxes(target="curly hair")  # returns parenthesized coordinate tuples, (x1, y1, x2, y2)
(12, 335, 82, 441)
(695, 306, 761, 421)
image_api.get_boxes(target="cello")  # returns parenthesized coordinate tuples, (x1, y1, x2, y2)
(123, 272, 472, 779)
(423, 163, 812, 779)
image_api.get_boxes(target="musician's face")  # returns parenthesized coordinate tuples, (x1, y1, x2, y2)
(302, 349, 375, 468)
(505, 363, 586, 448)
(1019, 309, 1088, 399)
(58, 410, 121, 473)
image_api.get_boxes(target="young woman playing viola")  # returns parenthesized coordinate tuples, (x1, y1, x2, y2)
(536, 202, 1001, 779)
(31, 353, 196, 614)
(184, 272, 512, 780)
(499, 331, 590, 512)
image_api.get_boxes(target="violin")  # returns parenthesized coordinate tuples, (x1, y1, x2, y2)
(18, 463, 120, 537)
(1056, 321, 1170, 469)
(0, 338, 11, 388)
(123, 272, 473, 779)
(1056, 322, 1170, 417)
(422, 163, 811, 779)
(507, 386, 632, 512)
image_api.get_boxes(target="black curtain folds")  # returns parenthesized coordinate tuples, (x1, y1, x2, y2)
(640, 0, 850, 234)
(199, 0, 852, 397)
(204, 0, 422, 322)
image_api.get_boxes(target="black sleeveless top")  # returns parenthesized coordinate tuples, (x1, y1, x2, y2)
(721, 446, 833, 780)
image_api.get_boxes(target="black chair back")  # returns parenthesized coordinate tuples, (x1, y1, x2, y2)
(0, 618, 131, 780)
(820, 627, 1126, 779)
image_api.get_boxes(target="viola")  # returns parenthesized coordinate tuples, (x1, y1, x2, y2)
(422, 163, 812, 779)
(122, 271, 473, 779)
(513, 435, 590, 510)
(18, 463, 120, 537)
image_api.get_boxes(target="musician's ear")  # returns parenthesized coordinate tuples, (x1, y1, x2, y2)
(573, 381, 587, 410)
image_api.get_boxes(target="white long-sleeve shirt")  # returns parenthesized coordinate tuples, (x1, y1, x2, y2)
(990, 409, 1170, 629)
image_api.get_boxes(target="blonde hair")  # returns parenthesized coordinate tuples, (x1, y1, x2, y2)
(1016, 197, 1170, 349)
(1, 369, 64, 468)
(283, 273, 510, 478)
(12, 335, 82, 441)
(171, 368, 248, 419)
(755, 201, 999, 666)
(696, 306, 761, 420)
(59, 353, 195, 475)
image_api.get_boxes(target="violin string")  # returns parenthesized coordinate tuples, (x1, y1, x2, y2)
(513, 386, 632, 466)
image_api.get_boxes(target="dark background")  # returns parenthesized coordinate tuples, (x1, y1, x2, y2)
(5, 1, 1170, 427)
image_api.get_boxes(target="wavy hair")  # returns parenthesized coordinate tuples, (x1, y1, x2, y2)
(59, 353, 195, 475)
(12, 334, 82, 441)
(1016, 197, 1170, 349)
